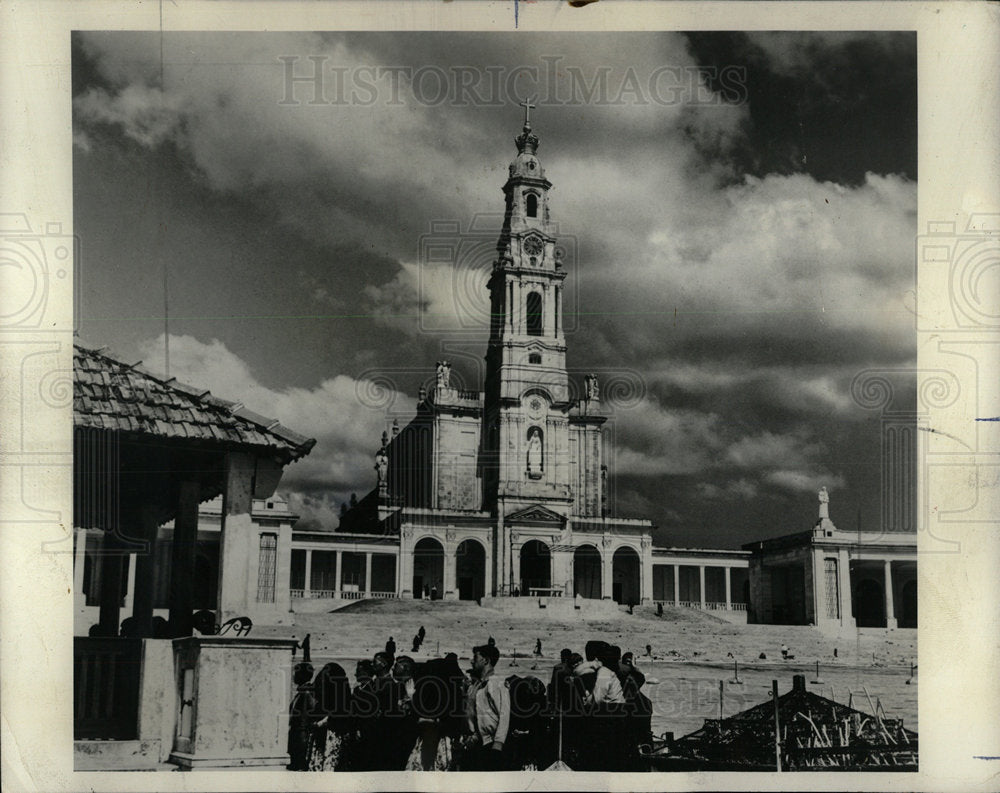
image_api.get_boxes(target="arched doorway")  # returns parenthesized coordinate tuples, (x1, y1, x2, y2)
(412, 537, 444, 600)
(853, 577, 885, 627)
(519, 540, 551, 595)
(573, 545, 601, 599)
(899, 579, 917, 628)
(612, 547, 641, 605)
(455, 539, 486, 601)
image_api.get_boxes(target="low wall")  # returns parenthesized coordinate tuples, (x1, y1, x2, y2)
(481, 595, 623, 620)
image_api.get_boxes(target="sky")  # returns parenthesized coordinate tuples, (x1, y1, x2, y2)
(72, 31, 917, 547)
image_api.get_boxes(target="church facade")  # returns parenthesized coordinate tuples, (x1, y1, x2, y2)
(337, 110, 657, 604)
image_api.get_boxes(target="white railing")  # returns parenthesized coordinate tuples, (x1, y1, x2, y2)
(290, 588, 388, 600)
(655, 599, 747, 612)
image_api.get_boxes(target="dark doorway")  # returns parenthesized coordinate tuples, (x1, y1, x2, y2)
(455, 539, 486, 601)
(612, 546, 640, 605)
(519, 540, 551, 593)
(574, 545, 601, 598)
(853, 577, 886, 627)
(413, 537, 444, 600)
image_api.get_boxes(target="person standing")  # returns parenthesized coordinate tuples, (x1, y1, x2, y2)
(287, 661, 316, 771)
(308, 663, 356, 771)
(466, 643, 512, 771)
(385, 636, 396, 660)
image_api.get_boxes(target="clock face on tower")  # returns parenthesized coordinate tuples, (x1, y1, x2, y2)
(523, 235, 543, 256)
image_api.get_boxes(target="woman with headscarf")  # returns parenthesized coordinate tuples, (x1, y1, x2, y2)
(308, 662, 356, 771)
(405, 653, 467, 770)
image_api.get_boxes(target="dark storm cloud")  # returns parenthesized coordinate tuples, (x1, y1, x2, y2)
(73, 31, 916, 540)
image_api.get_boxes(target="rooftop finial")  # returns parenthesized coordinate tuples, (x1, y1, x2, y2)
(519, 95, 537, 131)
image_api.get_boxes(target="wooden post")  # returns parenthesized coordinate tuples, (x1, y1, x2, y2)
(772, 679, 782, 772)
(718, 680, 724, 720)
(169, 481, 200, 637)
(130, 504, 161, 638)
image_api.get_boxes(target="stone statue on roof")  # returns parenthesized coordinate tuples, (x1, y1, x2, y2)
(436, 360, 451, 389)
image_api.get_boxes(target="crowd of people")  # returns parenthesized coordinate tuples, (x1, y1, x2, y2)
(287, 637, 653, 772)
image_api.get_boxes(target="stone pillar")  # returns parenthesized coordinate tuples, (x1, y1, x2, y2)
(169, 480, 200, 637)
(640, 542, 654, 604)
(511, 542, 523, 593)
(304, 549, 313, 596)
(725, 566, 732, 610)
(334, 550, 343, 595)
(555, 286, 561, 338)
(673, 564, 680, 605)
(838, 548, 853, 628)
(699, 566, 706, 609)
(601, 543, 614, 600)
(884, 559, 897, 629)
(443, 544, 457, 600)
(217, 451, 255, 624)
(365, 552, 373, 594)
(400, 533, 413, 598)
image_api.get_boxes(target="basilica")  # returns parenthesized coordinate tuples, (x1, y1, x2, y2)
(336, 107, 656, 605)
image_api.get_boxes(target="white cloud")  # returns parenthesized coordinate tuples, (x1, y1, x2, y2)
(136, 334, 415, 526)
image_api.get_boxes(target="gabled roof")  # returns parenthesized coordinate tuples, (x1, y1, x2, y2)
(73, 343, 315, 462)
(505, 504, 566, 524)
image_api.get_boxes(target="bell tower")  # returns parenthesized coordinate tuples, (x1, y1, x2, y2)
(482, 101, 572, 512)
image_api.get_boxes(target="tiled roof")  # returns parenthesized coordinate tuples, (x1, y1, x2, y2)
(74, 343, 315, 461)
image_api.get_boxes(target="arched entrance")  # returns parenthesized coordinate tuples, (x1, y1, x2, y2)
(899, 579, 917, 628)
(853, 577, 885, 627)
(519, 540, 551, 595)
(612, 547, 640, 605)
(455, 539, 486, 601)
(573, 545, 602, 599)
(412, 537, 444, 600)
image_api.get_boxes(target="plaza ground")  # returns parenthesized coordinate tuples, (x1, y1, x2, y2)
(257, 599, 917, 739)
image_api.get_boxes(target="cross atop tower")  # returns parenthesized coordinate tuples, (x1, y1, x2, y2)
(519, 96, 537, 130)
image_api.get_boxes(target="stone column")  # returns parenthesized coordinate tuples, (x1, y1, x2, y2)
(699, 566, 707, 609)
(724, 566, 732, 610)
(131, 505, 161, 638)
(365, 552, 373, 594)
(601, 542, 613, 600)
(394, 550, 401, 595)
(884, 559, 896, 629)
(400, 532, 413, 598)
(641, 542, 654, 604)
(304, 549, 313, 596)
(334, 550, 343, 596)
(544, 283, 553, 336)
(217, 452, 256, 624)
(169, 480, 200, 637)
(507, 280, 514, 332)
(673, 564, 680, 605)
(838, 548, 853, 628)
(555, 286, 561, 338)
(511, 542, 523, 593)
(483, 539, 493, 599)
(443, 543, 457, 600)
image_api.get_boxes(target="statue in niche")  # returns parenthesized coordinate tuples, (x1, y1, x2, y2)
(585, 373, 600, 401)
(436, 360, 451, 389)
(526, 427, 543, 479)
